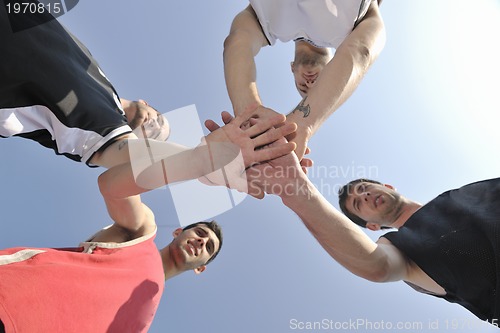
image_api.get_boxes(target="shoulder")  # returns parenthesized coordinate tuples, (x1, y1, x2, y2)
(229, 5, 263, 35)
(376, 235, 405, 256)
(88, 207, 156, 244)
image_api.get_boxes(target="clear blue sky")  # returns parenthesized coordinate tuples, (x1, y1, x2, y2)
(1, 1, 499, 332)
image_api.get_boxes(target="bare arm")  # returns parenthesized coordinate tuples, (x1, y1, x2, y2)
(248, 151, 409, 282)
(223, 5, 269, 115)
(96, 108, 297, 233)
(282, 180, 406, 282)
(287, 1, 386, 150)
(96, 180, 156, 239)
(95, 145, 232, 236)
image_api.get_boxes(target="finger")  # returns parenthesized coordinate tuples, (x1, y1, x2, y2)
(249, 118, 258, 126)
(221, 111, 234, 125)
(231, 103, 260, 127)
(294, 148, 306, 162)
(304, 147, 311, 155)
(245, 113, 287, 138)
(252, 123, 297, 147)
(240, 120, 252, 130)
(248, 116, 285, 129)
(252, 143, 296, 164)
(251, 191, 265, 200)
(204, 119, 221, 132)
(300, 157, 314, 168)
(248, 184, 265, 199)
(246, 169, 265, 199)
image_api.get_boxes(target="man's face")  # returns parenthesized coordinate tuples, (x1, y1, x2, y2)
(171, 225, 220, 272)
(345, 182, 402, 228)
(292, 62, 324, 98)
(291, 46, 330, 98)
(138, 110, 170, 141)
(125, 101, 170, 141)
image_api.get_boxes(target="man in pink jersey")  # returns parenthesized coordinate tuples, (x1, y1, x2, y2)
(0, 221, 221, 333)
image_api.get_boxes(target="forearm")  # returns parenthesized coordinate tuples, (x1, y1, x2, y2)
(281, 178, 389, 281)
(223, 35, 262, 115)
(99, 142, 217, 198)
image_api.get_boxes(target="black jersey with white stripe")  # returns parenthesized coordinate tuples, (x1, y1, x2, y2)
(0, 1, 131, 164)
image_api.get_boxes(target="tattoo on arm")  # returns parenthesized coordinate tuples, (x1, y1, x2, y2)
(118, 140, 128, 151)
(292, 97, 311, 118)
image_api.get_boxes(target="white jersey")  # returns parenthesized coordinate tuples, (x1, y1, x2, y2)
(249, 0, 374, 48)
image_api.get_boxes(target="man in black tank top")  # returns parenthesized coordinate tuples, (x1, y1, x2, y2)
(337, 177, 500, 322)
(246, 150, 500, 324)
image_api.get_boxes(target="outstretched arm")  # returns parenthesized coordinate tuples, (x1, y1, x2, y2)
(97, 107, 296, 233)
(246, 150, 408, 283)
(287, 1, 386, 159)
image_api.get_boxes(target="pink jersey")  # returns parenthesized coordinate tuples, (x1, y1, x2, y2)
(0, 230, 164, 333)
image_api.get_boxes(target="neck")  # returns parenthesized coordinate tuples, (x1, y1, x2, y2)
(294, 40, 330, 59)
(390, 200, 422, 229)
(160, 246, 182, 281)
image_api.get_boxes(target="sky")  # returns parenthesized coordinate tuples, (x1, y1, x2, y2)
(1, 1, 500, 332)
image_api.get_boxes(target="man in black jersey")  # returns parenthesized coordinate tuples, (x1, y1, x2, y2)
(0, 2, 172, 168)
(246, 149, 500, 324)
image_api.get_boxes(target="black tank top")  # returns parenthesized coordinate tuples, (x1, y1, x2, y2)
(383, 178, 500, 321)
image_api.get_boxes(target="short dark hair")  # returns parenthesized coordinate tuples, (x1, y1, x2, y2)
(183, 220, 223, 265)
(338, 179, 382, 228)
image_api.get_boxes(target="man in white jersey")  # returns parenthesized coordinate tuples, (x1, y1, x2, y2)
(223, 0, 386, 160)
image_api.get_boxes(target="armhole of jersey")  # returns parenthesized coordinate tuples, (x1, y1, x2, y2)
(354, 0, 373, 28)
(249, 4, 272, 46)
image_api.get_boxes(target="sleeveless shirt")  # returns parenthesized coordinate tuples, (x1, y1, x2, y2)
(0, 230, 165, 332)
(383, 178, 500, 321)
(249, 0, 374, 48)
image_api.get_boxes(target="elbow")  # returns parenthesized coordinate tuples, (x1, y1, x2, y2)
(358, 257, 392, 283)
(223, 33, 237, 62)
(364, 265, 391, 283)
(338, 30, 386, 73)
(223, 32, 237, 51)
(223, 30, 260, 59)
(338, 43, 380, 73)
(97, 172, 112, 198)
(223, 31, 242, 56)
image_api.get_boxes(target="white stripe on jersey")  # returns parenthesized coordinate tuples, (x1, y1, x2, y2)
(0, 105, 131, 163)
(0, 249, 46, 266)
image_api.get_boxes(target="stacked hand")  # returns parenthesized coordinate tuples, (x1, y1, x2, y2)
(203, 105, 313, 198)
(210, 105, 312, 161)
(203, 104, 297, 170)
(245, 138, 307, 199)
